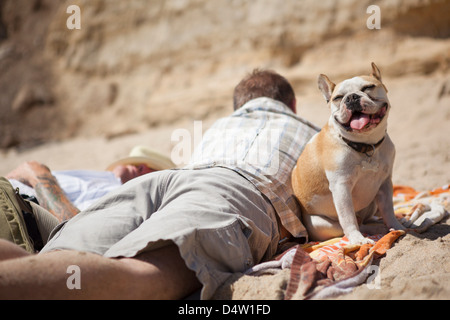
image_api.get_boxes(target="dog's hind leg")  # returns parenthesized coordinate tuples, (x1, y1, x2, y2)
(302, 213, 344, 241)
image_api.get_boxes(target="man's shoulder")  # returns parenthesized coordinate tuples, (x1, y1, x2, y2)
(232, 98, 320, 132)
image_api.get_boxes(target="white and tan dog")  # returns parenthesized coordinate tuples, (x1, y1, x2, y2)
(292, 63, 405, 245)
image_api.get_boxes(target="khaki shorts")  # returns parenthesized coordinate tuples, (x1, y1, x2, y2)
(41, 167, 280, 299)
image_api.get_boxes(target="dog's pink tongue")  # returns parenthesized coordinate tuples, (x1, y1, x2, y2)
(350, 113, 370, 130)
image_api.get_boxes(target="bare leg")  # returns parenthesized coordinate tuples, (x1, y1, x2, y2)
(0, 242, 201, 299)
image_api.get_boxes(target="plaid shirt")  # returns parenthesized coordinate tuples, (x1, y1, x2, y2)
(186, 97, 320, 239)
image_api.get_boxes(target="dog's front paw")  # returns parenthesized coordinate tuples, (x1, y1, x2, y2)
(347, 231, 375, 245)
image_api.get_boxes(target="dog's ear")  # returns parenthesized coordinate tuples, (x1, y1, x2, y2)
(318, 74, 335, 103)
(371, 62, 382, 82)
(371, 62, 388, 92)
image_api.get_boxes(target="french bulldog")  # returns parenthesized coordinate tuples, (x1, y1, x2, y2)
(292, 63, 405, 244)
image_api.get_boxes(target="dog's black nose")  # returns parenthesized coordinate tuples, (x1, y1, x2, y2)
(346, 93, 360, 104)
(345, 93, 362, 111)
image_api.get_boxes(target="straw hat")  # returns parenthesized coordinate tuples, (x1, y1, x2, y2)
(106, 146, 175, 171)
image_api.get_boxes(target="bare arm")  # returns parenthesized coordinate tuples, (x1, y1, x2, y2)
(6, 161, 79, 222)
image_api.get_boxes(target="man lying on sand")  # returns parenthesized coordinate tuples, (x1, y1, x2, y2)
(7, 146, 175, 222)
(0, 69, 319, 300)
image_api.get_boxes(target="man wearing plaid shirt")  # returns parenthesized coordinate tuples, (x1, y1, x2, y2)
(0, 70, 319, 300)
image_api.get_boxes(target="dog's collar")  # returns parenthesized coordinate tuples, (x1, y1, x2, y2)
(341, 135, 385, 157)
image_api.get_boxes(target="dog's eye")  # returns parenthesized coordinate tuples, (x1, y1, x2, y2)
(362, 85, 376, 92)
(333, 95, 344, 102)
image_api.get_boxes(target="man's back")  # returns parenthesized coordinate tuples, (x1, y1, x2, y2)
(187, 97, 319, 238)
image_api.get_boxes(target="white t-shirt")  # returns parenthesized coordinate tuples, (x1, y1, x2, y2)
(10, 170, 122, 211)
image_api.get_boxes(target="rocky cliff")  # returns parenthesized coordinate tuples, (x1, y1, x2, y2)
(0, 0, 449, 149)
